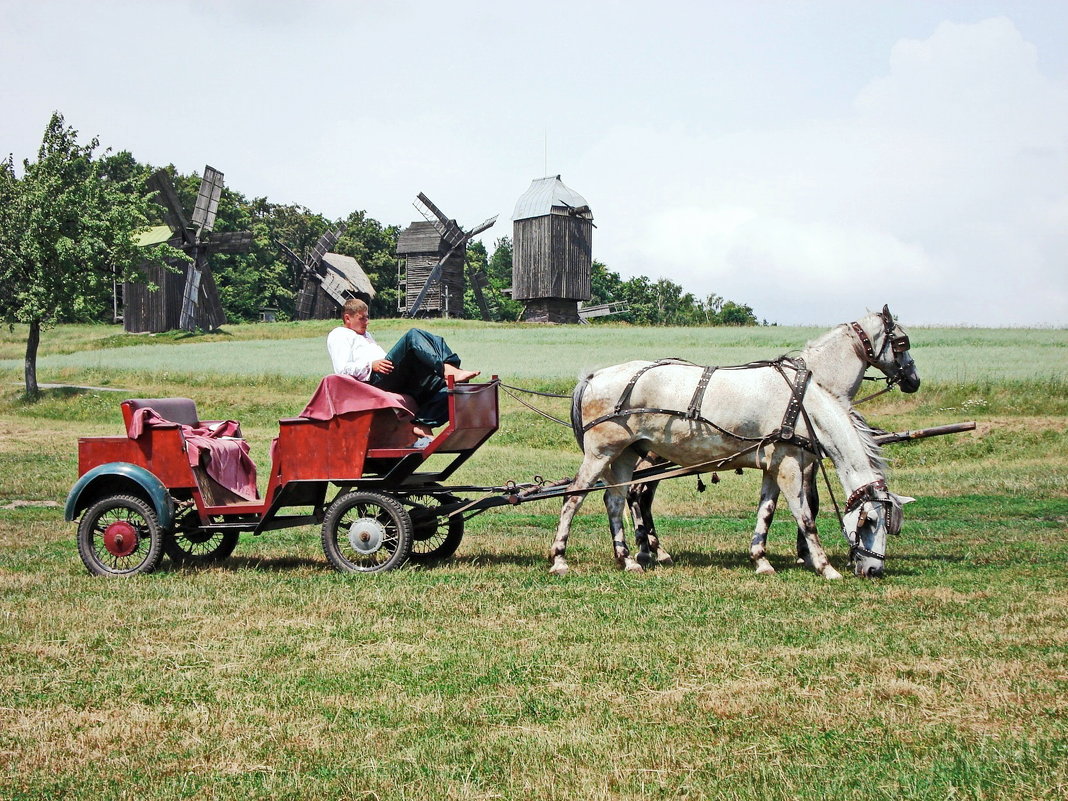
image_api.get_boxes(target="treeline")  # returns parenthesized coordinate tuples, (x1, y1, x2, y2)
(7, 116, 761, 327)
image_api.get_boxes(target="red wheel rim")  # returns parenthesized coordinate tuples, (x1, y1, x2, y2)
(103, 520, 139, 557)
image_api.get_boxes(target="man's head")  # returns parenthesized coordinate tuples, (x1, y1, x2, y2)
(342, 298, 369, 334)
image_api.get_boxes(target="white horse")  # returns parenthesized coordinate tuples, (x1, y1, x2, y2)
(627, 306, 919, 574)
(553, 314, 912, 579)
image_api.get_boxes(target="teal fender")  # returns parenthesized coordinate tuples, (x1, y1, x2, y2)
(64, 462, 175, 530)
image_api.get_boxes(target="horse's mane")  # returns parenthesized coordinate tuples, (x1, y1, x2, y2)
(849, 408, 888, 475)
(799, 322, 850, 362)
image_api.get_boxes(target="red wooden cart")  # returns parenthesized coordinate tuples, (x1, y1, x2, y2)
(65, 376, 501, 576)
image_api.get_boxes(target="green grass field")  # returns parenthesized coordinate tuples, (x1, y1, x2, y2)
(1, 320, 1066, 800)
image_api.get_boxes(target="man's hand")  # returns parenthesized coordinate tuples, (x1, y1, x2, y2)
(372, 359, 394, 375)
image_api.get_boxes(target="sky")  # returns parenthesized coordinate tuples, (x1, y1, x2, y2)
(2, 0, 1066, 327)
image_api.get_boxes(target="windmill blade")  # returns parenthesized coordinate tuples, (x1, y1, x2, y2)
(295, 274, 319, 320)
(178, 254, 206, 332)
(414, 192, 466, 246)
(276, 240, 304, 269)
(465, 214, 498, 238)
(308, 225, 345, 268)
(469, 268, 493, 321)
(196, 260, 226, 331)
(204, 230, 253, 254)
(147, 170, 194, 246)
(191, 165, 224, 234)
(415, 192, 452, 230)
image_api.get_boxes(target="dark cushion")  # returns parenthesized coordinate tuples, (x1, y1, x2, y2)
(125, 397, 200, 428)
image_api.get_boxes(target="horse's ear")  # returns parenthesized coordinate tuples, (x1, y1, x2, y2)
(882, 304, 893, 321)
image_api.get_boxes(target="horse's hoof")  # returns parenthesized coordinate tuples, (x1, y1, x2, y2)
(656, 553, 674, 567)
(754, 560, 776, 575)
(623, 560, 645, 574)
(549, 561, 569, 577)
(635, 550, 654, 569)
(821, 566, 843, 580)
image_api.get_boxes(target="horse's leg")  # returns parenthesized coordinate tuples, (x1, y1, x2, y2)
(795, 464, 818, 565)
(750, 471, 780, 575)
(549, 450, 616, 576)
(628, 481, 654, 568)
(631, 478, 674, 568)
(779, 457, 842, 580)
(606, 449, 644, 572)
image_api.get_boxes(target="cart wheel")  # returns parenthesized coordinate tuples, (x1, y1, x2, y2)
(404, 492, 464, 563)
(164, 529, 239, 565)
(321, 491, 413, 573)
(77, 494, 164, 577)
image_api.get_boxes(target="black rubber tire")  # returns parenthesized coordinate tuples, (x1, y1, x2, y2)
(321, 491, 413, 573)
(404, 492, 464, 563)
(164, 529, 239, 565)
(77, 494, 164, 577)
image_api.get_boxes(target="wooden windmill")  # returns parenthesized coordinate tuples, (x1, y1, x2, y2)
(124, 165, 252, 333)
(512, 175, 593, 324)
(278, 225, 376, 320)
(397, 193, 496, 318)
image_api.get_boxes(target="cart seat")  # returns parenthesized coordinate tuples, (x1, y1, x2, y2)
(121, 397, 257, 502)
(122, 398, 243, 439)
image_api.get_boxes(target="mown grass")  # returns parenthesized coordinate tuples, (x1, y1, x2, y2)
(1, 320, 1066, 800)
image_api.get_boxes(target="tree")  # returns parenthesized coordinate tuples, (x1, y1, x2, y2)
(0, 113, 179, 398)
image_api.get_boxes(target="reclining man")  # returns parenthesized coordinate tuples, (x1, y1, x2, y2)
(327, 298, 479, 438)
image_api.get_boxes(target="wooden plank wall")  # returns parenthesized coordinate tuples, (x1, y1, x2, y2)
(123, 263, 185, 333)
(398, 252, 465, 316)
(512, 214, 592, 301)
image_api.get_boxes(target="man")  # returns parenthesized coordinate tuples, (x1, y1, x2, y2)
(327, 298, 478, 434)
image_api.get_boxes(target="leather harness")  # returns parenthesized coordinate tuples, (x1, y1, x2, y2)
(579, 356, 822, 457)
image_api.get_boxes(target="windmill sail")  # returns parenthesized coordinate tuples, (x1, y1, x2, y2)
(192, 165, 224, 233)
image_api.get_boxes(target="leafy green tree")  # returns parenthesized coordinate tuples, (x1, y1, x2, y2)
(0, 113, 181, 398)
(715, 300, 759, 326)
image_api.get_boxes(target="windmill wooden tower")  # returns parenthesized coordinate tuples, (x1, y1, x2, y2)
(396, 193, 496, 318)
(511, 175, 593, 323)
(278, 225, 375, 319)
(124, 166, 251, 333)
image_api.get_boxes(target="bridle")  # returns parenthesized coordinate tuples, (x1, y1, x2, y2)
(840, 478, 897, 565)
(849, 308, 912, 403)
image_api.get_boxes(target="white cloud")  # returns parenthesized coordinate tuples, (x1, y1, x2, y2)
(592, 17, 1068, 325)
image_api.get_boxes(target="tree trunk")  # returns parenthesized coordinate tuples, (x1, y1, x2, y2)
(24, 319, 40, 400)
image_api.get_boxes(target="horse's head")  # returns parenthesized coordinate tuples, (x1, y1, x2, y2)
(852, 305, 920, 394)
(842, 482, 913, 578)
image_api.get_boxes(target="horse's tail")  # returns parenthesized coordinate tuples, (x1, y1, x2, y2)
(571, 373, 593, 450)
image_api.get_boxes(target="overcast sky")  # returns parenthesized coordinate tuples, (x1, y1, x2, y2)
(2, 0, 1065, 326)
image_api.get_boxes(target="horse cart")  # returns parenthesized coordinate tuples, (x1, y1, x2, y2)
(65, 308, 975, 580)
(65, 375, 512, 576)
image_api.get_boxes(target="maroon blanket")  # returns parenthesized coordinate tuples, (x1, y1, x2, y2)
(126, 408, 259, 501)
(299, 374, 416, 421)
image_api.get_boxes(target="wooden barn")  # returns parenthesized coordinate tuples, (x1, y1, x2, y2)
(396, 221, 465, 317)
(511, 175, 593, 323)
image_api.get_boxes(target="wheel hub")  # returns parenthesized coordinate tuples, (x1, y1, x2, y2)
(103, 520, 139, 557)
(347, 518, 386, 555)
